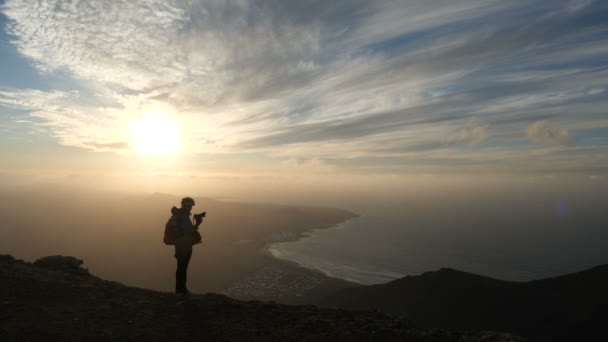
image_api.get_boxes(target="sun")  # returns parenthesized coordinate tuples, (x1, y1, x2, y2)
(129, 110, 181, 156)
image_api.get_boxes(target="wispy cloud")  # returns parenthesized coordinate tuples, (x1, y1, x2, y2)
(450, 125, 489, 145)
(280, 158, 335, 174)
(1, 0, 607, 173)
(526, 121, 575, 147)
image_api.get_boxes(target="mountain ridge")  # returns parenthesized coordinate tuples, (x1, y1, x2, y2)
(322, 264, 608, 341)
(0, 254, 524, 341)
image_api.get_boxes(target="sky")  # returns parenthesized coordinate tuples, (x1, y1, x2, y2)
(1, 0, 607, 195)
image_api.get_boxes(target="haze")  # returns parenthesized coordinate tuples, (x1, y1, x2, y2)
(1, 174, 607, 290)
(1, 1, 607, 293)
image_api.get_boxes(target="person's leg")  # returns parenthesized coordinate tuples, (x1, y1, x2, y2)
(174, 236, 193, 294)
(182, 249, 193, 292)
(176, 254, 188, 293)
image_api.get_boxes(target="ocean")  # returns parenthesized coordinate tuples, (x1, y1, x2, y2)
(268, 183, 608, 285)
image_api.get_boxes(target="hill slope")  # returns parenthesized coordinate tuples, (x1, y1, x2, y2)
(0, 255, 523, 341)
(323, 266, 608, 341)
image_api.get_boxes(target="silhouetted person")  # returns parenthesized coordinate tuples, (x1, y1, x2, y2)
(168, 197, 204, 295)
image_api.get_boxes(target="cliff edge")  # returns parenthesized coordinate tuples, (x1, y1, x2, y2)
(0, 255, 523, 341)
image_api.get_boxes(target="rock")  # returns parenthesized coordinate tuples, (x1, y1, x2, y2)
(459, 331, 526, 342)
(33, 255, 88, 274)
(0, 255, 15, 262)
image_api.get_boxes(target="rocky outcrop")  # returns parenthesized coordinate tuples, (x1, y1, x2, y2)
(0, 254, 524, 341)
(33, 255, 88, 274)
(0, 255, 15, 262)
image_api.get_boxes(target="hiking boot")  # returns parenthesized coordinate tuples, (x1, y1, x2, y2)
(175, 288, 190, 295)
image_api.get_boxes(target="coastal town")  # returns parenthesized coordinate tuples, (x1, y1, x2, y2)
(222, 263, 326, 300)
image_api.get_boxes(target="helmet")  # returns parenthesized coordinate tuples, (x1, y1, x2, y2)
(181, 197, 195, 206)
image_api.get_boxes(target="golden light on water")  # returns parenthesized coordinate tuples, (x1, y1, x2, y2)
(129, 110, 180, 156)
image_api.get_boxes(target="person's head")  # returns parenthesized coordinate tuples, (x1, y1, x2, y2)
(180, 197, 195, 213)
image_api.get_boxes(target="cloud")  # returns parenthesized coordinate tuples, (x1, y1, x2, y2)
(280, 158, 335, 173)
(0, 0, 607, 173)
(3, 0, 188, 90)
(526, 121, 575, 147)
(82, 141, 130, 151)
(451, 125, 489, 145)
(0, 89, 69, 110)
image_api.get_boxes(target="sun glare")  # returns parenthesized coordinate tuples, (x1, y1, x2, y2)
(129, 111, 180, 156)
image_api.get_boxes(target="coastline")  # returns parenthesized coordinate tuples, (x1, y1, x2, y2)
(220, 211, 362, 304)
(264, 219, 366, 285)
(267, 248, 366, 286)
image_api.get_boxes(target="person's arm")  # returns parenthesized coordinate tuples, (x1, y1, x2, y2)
(194, 216, 203, 229)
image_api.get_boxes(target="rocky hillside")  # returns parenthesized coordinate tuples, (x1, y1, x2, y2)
(323, 266, 608, 341)
(0, 255, 522, 341)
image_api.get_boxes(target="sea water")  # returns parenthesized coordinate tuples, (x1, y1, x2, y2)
(268, 187, 608, 285)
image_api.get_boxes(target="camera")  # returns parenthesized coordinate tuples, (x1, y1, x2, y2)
(194, 212, 206, 220)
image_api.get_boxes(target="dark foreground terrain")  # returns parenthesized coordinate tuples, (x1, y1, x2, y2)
(324, 266, 608, 341)
(0, 254, 522, 342)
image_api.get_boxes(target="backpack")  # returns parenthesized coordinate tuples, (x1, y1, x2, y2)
(163, 215, 179, 245)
